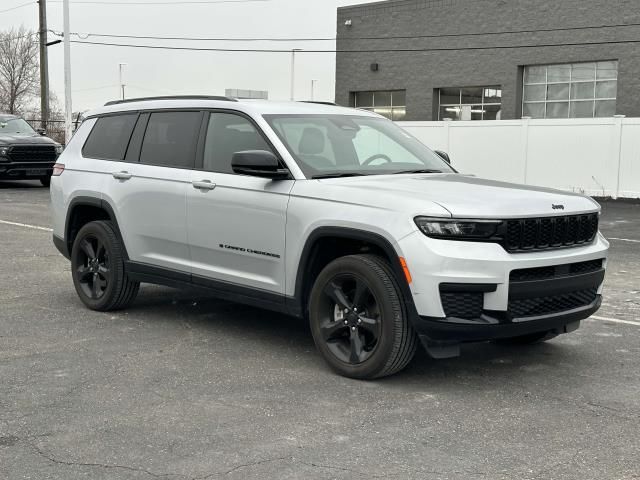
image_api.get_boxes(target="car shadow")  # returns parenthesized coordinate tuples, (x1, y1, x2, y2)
(123, 285, 583, 387)
(0, 180, 44, 189)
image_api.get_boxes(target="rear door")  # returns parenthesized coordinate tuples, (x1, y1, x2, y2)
(100, 110, 203, 274)
(186, 111, 294, 293)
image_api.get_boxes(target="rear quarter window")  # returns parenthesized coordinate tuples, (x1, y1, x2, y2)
(82, 114, 138, 160)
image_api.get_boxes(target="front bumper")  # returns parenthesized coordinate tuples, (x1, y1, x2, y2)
(396, 230, 609, 354)
(0, 162, 54, 179)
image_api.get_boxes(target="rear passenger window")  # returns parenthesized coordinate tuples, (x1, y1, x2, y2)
(203, 113, 273, 174)
(83, 114, 137, 160)
(140, 111, 201, 168)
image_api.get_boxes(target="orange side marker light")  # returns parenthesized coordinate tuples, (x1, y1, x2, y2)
(399, 257, 413, 284)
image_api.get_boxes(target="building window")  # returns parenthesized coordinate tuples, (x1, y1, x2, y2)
(522, 61, 618, 119)
(438, 86, 502, 121)
(352, 90, 406, 121)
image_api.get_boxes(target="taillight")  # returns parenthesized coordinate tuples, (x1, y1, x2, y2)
(52, 163, 65, 176)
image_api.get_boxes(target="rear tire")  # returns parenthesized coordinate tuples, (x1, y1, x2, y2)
(40, 176, 51, 187)
(309, 254, 417, 379)
(71, 220, 139, 311)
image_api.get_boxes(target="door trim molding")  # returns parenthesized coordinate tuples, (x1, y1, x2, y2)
(125, 261, 292, 315)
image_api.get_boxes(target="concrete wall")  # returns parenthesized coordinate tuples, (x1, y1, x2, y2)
(335, 0, 640, 120)
(397, 117, 640, 199)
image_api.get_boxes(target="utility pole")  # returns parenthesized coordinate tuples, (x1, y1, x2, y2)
(118, 63, 127, 100)
(38, 0, 49, 131)
(63, 0, 72, 143)
(290, 49, 302, 101)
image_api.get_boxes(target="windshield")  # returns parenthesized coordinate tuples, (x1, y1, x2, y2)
(264, 114, 454, 178)
(0, 118, 36, 136)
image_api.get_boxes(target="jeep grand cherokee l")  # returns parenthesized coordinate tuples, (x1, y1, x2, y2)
(0, 114, 63, 186)
(50, 96, 608, 379)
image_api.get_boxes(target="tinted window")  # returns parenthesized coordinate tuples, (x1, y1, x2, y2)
(83, 114, 137, 160)
(140, 111, 201, 168)
(203, 113, 273, 174)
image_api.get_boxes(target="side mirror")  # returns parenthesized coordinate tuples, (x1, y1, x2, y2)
(435, 150, 451, 164)
(231, 150, 290, 180)
(36, 128, 47, 136)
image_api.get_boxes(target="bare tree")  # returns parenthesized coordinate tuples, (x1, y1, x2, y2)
(0, 26, 39, 114)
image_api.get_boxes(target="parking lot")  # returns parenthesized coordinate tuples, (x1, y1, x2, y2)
(0, 180, 638, 480)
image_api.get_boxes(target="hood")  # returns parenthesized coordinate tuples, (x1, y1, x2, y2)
(316, 173, 600, 218)
(0, 134, 58, 146)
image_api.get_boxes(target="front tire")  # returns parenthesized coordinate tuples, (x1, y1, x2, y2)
(71, 220, 139, 311)
(309, 255, 417, 379)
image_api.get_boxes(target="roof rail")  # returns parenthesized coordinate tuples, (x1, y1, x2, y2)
(104, 95, 238, 106)
(298, 101, 338, 106)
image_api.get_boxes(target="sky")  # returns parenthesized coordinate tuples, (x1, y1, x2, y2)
(1, 0, 371, 112)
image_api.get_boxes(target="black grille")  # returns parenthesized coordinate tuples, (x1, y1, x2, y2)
(7, 145, 57, 163)
(509, 288, 598, 318)
(570, 259, 603, 275)
(504, 214, 599, 252)
(510, 259, 604, 282)
(440, 292, 483, 319)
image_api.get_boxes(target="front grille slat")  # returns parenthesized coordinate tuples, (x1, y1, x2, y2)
(510, 259, 603, 282)
(7, 145, 57, 163)
(509, 288, 598, 318)
(504, 214, 598, 253)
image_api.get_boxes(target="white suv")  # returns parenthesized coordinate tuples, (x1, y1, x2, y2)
(50, 96, 608, 379)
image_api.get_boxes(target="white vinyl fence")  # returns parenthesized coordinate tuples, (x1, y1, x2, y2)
(398, 116, 640, 199)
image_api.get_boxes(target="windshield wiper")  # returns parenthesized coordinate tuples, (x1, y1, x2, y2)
(312, 173, 368, 179)
(393, 169, 444, 175)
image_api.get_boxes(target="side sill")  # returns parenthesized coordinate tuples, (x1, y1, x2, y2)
(125, 261, 295, 316)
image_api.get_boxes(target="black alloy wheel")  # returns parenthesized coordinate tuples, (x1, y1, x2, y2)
(319, 273, 382, 365)
(75, 234, 111, 300)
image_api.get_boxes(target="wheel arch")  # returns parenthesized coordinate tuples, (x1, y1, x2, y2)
(289, 227, 418, 321)
(64, 196, 128, 260)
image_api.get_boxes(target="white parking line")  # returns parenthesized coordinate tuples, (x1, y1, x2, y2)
(608, 238, 640, 244)
(0, 219, 53, 232)
(589, 315, 640, 327)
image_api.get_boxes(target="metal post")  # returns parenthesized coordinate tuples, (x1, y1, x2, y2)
(290, 49, 301, 101)
(38, 0, 49, 131)
(118, 63, 127, 100)
(62, 0, 72, 143)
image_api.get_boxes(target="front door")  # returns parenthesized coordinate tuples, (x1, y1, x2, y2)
(186, 111, 294, 293)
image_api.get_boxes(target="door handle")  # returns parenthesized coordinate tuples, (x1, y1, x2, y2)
(112, 171, 133, 181)
(192, 180, 216, 191)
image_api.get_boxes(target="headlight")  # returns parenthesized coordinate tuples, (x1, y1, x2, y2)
(55, 145, 64, 155)
(0, 146, 9, 156)
(415, 217, 502, 239)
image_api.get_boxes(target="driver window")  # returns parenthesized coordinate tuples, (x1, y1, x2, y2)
(352, 125, 423, 165)
(203, 112, 273, 174)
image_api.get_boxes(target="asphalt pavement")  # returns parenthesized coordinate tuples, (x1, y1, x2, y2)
(1, 180, 639, 480)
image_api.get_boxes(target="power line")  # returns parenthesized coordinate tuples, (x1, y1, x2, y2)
(68, 38, 640, 53)
(0, 1, 35, 14)
(58, 21, 640, 43)
(48, 0, 270, 4)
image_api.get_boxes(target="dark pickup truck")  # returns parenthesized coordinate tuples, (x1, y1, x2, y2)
(0, 114, 63, 187)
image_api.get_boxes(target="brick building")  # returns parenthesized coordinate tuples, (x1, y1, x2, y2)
(335, 0, 640, 121)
